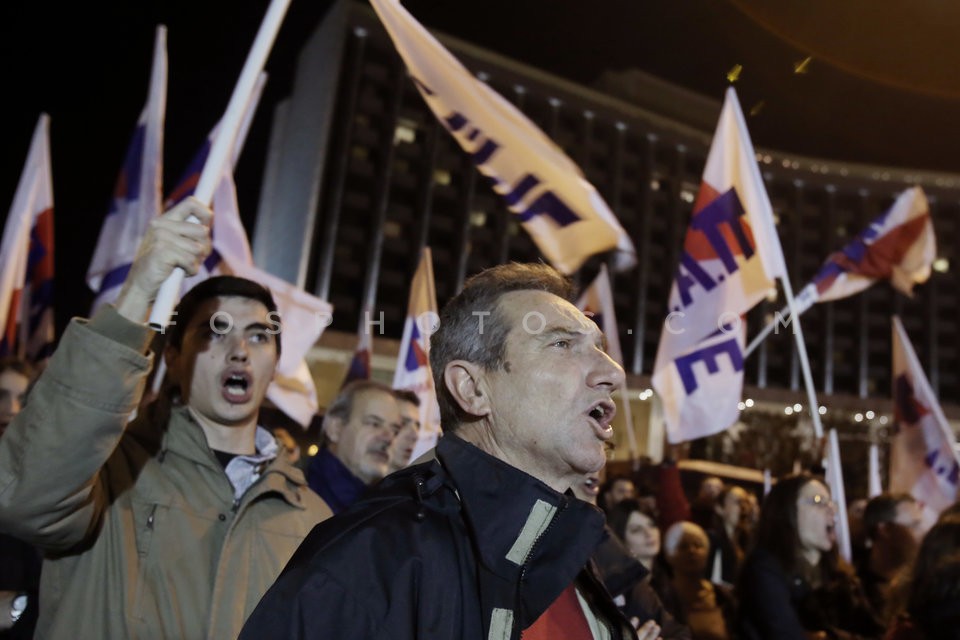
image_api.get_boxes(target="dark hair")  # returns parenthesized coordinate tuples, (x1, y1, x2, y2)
(753, 473, 826, 576)
(905, 519, 960, 637)
(598, 475, 635, 513)
(0, 357, 34, 380)
(393, 389, 420, 407)
(608, 498, 660, 545)
(429, 262, 574, 433)
(166, 276, 281, 356)
(324, 379, 396, 436)
(862, 492, 915, 541)
(938, 501, 960, 523)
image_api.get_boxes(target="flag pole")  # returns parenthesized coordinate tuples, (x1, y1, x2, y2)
(777, 267, 852, 561)
(148, 0, 292, 329)
(744, 312, 780, 359)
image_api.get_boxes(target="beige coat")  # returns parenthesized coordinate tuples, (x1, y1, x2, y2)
(0, 307, 331, 639)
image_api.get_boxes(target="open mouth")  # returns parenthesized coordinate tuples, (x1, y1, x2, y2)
(582, 475, 601, 496)
(587, 400, 617, 438)
(221, 370, 252, 403)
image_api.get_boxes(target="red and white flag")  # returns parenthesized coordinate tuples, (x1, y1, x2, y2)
(393, 248, 441, 458)
(791, 186, 934, 316)
(0, 115, 54, 361)
(890, 316, 959, 527)
(369, 0, 636, 274)
(87, 26, 166, 312)
(652, 88, 787, 443)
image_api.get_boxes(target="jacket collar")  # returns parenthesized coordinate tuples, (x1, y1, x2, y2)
(137, 405, 309, 508)
(435, 435, 608, 624)
(311, 447, 367, 513)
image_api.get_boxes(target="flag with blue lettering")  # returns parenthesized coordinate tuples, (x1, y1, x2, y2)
(576, 264, 637, 458)
(0, 115, 54, 362)
(393, 248, 441, 458)
(86, 27, 166, 312)
(341, 316, 373, 389)
(652, 88, 787, 443)
(368, 0, 636, 274)
(890, 316, 959, 527)
(791, 186, 935, 315)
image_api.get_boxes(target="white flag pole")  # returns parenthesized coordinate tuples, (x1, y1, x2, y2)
(148, 0, 291, 329)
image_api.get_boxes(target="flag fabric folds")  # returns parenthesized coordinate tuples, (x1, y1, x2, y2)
(368, 0, 636, 274)
(890, 316, 960, 526)
(393, 248, 442, 459)
(576, 264, 637, 458)
(652, 88, 787, 443)
(86, 26, 166, 312)
(0, 115, 54, 362)
(792, 186, 935, 315)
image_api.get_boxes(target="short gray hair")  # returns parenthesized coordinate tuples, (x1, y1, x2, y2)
(323, 379, 396, 437)
(429, 262, 574, 433)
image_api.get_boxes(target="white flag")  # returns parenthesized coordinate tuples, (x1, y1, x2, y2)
(87, 26, 166, 312)
(369, 0, 636, 274)
(890, 316, 960, 526)
(393, 248, 442, 459)
(652, 88, 787, 443)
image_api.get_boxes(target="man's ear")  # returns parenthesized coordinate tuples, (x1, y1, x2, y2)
(323, 416, 345, 444)
(444, 360, 490, 419)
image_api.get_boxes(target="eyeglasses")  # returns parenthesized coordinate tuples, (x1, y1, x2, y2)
(800, 494, 837, 510)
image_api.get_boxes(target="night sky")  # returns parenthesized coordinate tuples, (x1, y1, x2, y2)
(3, 0, 960, 333)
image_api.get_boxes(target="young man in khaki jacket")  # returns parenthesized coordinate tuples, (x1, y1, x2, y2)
(0, 198, 331, 639)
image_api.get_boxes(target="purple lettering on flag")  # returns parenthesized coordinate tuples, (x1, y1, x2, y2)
(503, 174, 541, 208)
(516, 190, 581, 227)
(471, 138, 499, 165)
(674, 251, 718, 310)
(674, 334, 743, 395)
(690, 189, 754, 273)
(445, 112, 467, 132)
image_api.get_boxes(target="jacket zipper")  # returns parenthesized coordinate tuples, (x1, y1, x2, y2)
(515, 499, 566, 639)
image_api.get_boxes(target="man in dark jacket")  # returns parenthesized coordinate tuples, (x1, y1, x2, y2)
(306, 379, 402, 513)
(241, 262, 640, 639)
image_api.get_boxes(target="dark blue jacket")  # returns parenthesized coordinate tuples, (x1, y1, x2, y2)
(240, 435, 635, 639)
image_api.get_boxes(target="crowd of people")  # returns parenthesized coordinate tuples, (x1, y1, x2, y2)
(0, 197, 959, 639)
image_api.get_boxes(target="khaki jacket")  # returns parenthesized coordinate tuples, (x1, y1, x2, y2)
(0, 307, 332, 639)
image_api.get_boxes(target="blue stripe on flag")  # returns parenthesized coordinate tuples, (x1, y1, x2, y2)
(100, 263, 133, 293)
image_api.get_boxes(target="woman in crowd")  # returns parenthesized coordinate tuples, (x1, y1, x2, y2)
(660, 521, 736, 640)
(737, 473, 884, 640)
(884, 517, 960, 640)
(608, 499, 663, 574)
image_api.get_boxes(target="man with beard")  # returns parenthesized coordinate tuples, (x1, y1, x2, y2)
(307, 380, 402, 512)
(0, 198, 331, 639)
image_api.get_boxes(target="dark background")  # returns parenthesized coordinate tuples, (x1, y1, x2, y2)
(3, 0, 959, 332)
